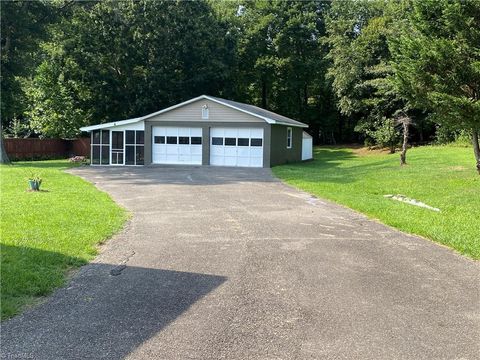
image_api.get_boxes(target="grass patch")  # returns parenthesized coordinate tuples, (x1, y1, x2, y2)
(0, 160, 127, 320)
(273, 145, 480, 259)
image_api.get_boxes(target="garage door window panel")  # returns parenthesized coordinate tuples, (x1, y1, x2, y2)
(167, 136, 178, 144)
(154, 136, 165, 144)
(212, 137, 223, 145)
(251, 138, 262, 147)
(225, 138, 236, 146)
(238, 138, 249, 146)
(179, 136, 190, 145)
(191, 137, 202, 145)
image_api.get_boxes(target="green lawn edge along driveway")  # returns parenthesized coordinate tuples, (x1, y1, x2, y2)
(273, 145, 480, 260)
(0, 160, 127, 320)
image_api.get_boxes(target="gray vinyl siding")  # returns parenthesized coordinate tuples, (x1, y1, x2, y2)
(147, 99, 265, 123)
(269, 125, 302, 166)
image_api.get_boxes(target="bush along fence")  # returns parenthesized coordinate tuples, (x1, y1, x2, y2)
(4, 138, 90, 161)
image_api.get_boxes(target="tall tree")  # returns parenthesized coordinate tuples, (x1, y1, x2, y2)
(1, 1, 56, 124)
(325, 0, 407, 149)
(25, 0, 232, 138)
(390, 0, 480, 173)
(1, 0, 60, 161)
(217, 0, 333, 143)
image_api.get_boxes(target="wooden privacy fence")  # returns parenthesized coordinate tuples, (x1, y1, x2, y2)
(4, 138, 90, 160)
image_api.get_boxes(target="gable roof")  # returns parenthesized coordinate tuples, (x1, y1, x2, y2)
(80, 95, 308, 131)
(207, 96, 307, 128)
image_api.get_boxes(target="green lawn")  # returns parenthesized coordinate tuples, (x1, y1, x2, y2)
(0, 160, 127, 320)
(273, 145, 480, 260)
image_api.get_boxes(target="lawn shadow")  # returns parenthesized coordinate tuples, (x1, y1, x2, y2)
(1, 245, 227, 359)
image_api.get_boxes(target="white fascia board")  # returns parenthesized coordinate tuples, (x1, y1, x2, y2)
(79, 96, 207, 132)
(141, 95, 209, 121)
(276, 121, 308, 128)
(80, 117, 142, 132)
(202, 96, 275, 124)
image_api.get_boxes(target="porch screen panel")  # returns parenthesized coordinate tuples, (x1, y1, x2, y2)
(111, 131, 124, 165)
(125, 130, 144, 165)
(91, 129, 110, 165)
(125, 146, 135, 165)
(91, 130, 100, 164)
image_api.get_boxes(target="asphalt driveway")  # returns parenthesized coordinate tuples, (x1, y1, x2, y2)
(2, 166, 479, 359)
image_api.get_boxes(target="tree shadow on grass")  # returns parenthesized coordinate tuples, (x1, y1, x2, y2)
(1, 244, 88, 320)
(1, 244, 227, 359)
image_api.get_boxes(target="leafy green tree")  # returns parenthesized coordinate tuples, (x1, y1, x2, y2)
(217, 0, 333, 143)
(1, 0, 65, 161)
(25, 0, 232, 137)
(325, 0, 406, 148)
(390, 0, 480, 172)
(25, 55, 92, 138)
(0, 0, 58, 124)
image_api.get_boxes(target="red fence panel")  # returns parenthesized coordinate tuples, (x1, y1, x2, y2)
(71, 138, 90, 157)
(4, 138, 91, 160)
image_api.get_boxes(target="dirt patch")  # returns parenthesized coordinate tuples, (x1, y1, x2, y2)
(320, 144, 393, 156)
(448, 166, 467, 171)
(350, 147, 392, 156)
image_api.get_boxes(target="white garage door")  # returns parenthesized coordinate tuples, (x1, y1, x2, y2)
(210, 128, 263, 167)
(152, 127, 202, 165)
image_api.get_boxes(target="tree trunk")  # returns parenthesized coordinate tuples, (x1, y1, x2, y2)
(0, 123, 11, 164)
(472, 128, 480, 175)
(261, 79, 267, 110)
(400, 121, 409, 166)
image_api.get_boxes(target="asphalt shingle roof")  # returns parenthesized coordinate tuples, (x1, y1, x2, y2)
(208, 96, 307, 127)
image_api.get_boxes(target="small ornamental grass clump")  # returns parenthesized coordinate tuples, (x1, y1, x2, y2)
(27, 175, 42, 191)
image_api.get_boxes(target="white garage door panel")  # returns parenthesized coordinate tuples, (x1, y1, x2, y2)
(237, 148, 250, 157)
(237, 128, 250, 138)
(210, 127, 264, 168)
(152, 127, 202, 165)
(166, 128, 177, 136)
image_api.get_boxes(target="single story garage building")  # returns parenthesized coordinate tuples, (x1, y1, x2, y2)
(80, 95, 313, 168)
